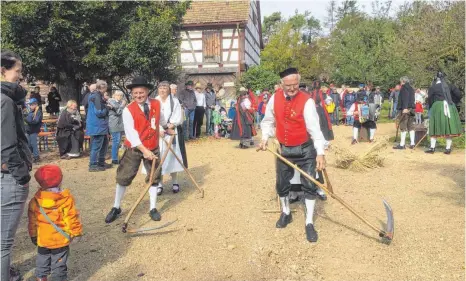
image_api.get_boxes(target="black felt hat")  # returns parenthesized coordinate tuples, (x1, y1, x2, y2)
(185, 80, 194, 86)
(126, 76, 154, 90)
(279, 67, 298, 78)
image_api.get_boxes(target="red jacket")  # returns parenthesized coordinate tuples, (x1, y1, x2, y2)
(124, 99, 161, 150)
(274, 89, 310, 146)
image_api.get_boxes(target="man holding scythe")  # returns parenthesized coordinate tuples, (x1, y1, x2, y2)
(105, 76, 169, 224)
(259, 68, 326, 242)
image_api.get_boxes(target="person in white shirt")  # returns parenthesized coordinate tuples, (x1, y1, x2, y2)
(193, 82, 206, 138)
(155, 81, 185, 195)
(105, 76, 170, 224)
(259, 67, 326, 243)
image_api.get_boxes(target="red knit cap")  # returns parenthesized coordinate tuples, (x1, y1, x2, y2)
(34, 165, 63, 189)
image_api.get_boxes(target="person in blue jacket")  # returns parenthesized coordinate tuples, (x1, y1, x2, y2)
(86, 80, 111, 172)
(25, 98, 43, 163)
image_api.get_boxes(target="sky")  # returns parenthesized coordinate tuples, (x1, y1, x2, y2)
(260, 0, 406, 30)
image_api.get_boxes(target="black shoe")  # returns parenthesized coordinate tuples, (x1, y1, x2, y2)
(99, 162, 113, 169)
(89, 166, 105, 172)
(250, 141, 254, 146)
(112, 160, 120, 165)
(305, 223, 318, 242)
(425, 148, 435, 154)
(409, 145, 415, 149)
(393, 145, 406, 150)
(351, 139, 357, 145)
(9, 267, 22, 281)
(276, 212, 292, 228)
(33, 157, 40, 164)
(444, 149, 451, 155)
(105, 207, 121, 223)
(172, 184, 180, 193)
(149, 208, 161, 221)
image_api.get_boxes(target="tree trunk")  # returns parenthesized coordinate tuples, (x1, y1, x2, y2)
(57, 77, 82, 107)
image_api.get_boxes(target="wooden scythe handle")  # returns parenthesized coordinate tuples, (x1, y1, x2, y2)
(122, 134, 176, 233)
(322, 169, 334, 193)
(263, 147, 385, 236)
(161, 137, 204, 198)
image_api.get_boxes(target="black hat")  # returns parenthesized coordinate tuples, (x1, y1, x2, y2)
(279, 67, 298, 78)
(207, 83, 213, 88)
(185, 80, 194, 86)
(126, 76, 154, 90)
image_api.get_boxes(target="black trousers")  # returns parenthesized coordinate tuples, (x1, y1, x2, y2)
(276, 141, 318, 200)
(353, 120, 377, 129)
(193, 106, 205, 137)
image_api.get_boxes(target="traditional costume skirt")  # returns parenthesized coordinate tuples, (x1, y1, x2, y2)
(230, 109, 256, 143)
(429, 101, 462, 137)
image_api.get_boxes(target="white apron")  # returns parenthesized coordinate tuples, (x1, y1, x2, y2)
(142, 96, 184, 175)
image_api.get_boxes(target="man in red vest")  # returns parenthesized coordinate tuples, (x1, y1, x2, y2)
(105, 76, 168, 224)
(259, 68, 326, 243)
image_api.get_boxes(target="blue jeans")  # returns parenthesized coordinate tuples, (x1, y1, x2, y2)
(331, 108, 339, 125)
(111, 132, 122, 161)
(1, 173, 29, 281)
(346, 108, 354, 125)
(392, 102, 398, 118)
(89, 135, 109, 167)
(183, 108, 195, 139)
(205, 108, 213, 135)
(27, 133, 39, 158)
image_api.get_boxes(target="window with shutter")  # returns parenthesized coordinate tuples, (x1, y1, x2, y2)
(203, 30, 221, 63)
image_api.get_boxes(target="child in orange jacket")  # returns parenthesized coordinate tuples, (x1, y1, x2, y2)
(28, 164, 82, 281)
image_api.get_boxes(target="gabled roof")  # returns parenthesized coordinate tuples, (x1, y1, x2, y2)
(183, 0, 250, 26)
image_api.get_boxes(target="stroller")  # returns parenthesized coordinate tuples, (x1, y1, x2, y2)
(220, 118, 233, 138)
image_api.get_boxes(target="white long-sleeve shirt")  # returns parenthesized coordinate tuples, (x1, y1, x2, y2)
(122, 98, 167, 148)
(261, 94, 326, 155)
(195, 91, 206, 107)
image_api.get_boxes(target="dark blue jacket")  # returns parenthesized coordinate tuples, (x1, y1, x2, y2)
(344, 92, 356, 109)
(86, 92, 109, 136)
(25, 109, 43, 134)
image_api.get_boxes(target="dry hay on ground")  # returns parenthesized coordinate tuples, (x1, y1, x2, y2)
(333, 138, 389, 171)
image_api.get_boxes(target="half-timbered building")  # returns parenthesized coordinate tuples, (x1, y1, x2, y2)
(179, 0, 263, 97)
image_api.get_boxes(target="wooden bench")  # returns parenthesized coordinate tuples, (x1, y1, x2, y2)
(38, 131, 56, 151)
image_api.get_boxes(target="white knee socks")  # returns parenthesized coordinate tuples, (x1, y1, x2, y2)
(114, 184, 127, 208)
(409, 130, 415, 145)
(353, 127, 359, 140)
(280, 197, 290, 215)
(430, 137, 437, 149)
(305, 199, 316, 225)
(171, 172, 178, 185)
(446, 138, 452, 149)
(148, 185, 158, 210)
(400, 131, 407, 146)
(370, 129, 376, 140)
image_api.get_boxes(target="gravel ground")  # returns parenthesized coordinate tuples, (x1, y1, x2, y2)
(12, 123, 465, 281)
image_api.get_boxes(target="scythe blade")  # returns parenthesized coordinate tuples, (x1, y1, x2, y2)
(381, 200, 394, 244)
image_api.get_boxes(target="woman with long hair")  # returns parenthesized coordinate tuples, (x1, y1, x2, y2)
(1, 49, 31, 281)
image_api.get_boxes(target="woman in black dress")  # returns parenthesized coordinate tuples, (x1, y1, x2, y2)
(56, 100, 84, 159)
(47, 86, 62, 116)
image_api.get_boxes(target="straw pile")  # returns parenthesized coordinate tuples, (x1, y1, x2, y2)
(333, 138, 389, 171)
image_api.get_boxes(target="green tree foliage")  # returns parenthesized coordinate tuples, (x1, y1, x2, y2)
(328, 15, 408, 88)
(240, 65, 280, 93)
(336, 0, 360, 21)
(395, 1, 465, 91)
(262, 12, 282, 42)
(1, 1, 188, 101)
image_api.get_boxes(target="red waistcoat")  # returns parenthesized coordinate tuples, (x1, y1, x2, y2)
(124, 99, 161, 150)
(274, 90, 310, 146)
